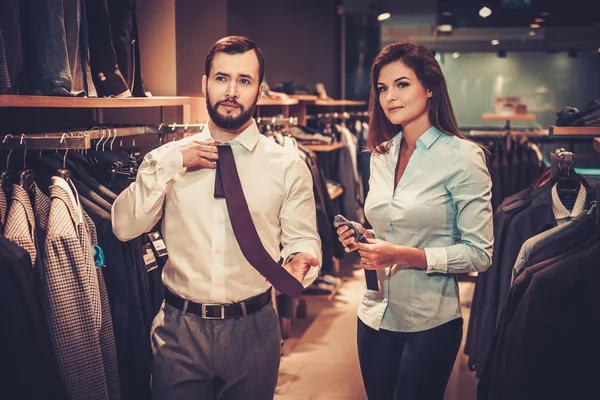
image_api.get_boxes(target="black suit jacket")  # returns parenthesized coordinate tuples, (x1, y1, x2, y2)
(0, 236, 66, 400)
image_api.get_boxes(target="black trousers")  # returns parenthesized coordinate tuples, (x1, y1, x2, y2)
(357, 317, 463, 400)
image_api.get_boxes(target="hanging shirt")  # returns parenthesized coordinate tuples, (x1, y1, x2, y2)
(111, 120, 322, 304)
(361, 127, 494, 332)
(551, 183, 586, 225)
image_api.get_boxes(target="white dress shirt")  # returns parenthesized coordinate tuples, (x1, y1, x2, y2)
(360, 127, 494, 332)
(111, 120, 322, 304)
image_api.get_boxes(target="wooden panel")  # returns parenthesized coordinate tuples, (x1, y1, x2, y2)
(330, 187, 344, 200)
(289, 94, 319, 101)
(0, 95, 192, 108)
(549, 126, 600, 135)
(257, 98, 299, 106)
(594, 138, 600, 154)
(314, 99, 367, 106)
(481, 113, 537, 122)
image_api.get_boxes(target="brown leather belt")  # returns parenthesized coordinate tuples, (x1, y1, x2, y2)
(165, 288, 272, 320)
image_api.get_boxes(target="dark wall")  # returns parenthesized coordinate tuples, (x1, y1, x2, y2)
(175, 0, 228, 96)
(227, 0, 341, 98)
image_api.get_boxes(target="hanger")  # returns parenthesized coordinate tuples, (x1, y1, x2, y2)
(1, 134, 16, 194)
(552, 148, 581, 212)
(17, 134, 35, 202)
(56, 133, 72, 182)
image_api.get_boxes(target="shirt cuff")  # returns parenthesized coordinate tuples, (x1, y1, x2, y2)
(424, 247, 448, 274)
(146, 146, 184, 188)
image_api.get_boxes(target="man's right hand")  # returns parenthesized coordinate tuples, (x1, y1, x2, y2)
(178, 140, 220, 169)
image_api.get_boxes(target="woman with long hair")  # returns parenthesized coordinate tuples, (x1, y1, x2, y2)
(337, 40, 494, 399)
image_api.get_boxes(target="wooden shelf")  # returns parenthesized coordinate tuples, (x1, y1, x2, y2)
(257, 98, 299, 106)
(329, 187, 344, 200)
(303, 142, 345, 152)
(289, 94, 319, 101)
(0, 95, 192, 108)
(481, 113, 537, 122)
(594, 138, 600, 154)
(313, 99, 367, 107)
(549, 126, 600, 135)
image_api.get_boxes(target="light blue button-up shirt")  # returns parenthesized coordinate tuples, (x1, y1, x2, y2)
(359, 126, 494, 332)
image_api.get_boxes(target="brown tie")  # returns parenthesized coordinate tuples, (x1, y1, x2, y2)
(214, 144, 304, 298)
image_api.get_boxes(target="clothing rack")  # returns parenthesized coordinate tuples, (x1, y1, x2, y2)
(256, 116, 298, 126)
(0, 133, 91, 150)
(157, 123, 207, 132)
(308, 111, 369, 120)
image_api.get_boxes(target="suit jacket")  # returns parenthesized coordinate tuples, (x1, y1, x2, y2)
(4, 184, 41, 268)
(82, 209, 122, 400)
(0, 236, 66, 400)
(42, 179, 119, 399)
(0, 186, 6, 232)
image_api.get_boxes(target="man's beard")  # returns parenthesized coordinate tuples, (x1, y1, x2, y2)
(206, 91, 259, 131)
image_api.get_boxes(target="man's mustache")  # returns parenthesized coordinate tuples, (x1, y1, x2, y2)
(217, 99, 243, 108)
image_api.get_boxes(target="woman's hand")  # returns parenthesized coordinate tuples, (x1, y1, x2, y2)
(357, 239, 401, 270)
(336, 222, 374, 252)
(357, 240, 428, 271)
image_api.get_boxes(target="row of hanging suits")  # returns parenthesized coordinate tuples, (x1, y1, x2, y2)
(464, 159, 600, 399)
(0, 146, 162, 399)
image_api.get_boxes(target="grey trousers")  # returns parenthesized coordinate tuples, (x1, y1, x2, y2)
(150, 300, 281, 400)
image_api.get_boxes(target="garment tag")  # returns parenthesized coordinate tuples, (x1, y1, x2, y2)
(92, 245, 106, 268)
(147, 231, 168, 258)
(142, 243, 159, 272)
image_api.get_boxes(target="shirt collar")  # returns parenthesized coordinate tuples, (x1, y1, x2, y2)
(389, 126, 444, 149)
(551, 182, 587, 224)
(205, 119, 260, 152)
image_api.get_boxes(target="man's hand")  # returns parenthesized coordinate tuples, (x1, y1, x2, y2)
(178, 140, 220, 169)
(283, 253, 320, 283)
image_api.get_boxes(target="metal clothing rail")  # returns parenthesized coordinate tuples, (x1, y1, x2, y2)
(256, 116, 298, 126)
(0, 133, 91, 150)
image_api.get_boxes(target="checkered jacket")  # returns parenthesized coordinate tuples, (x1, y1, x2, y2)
(0, 186, 6, 233)
(42, 182, 121, 400)
(82, 209, 121, 400)
(4, 185, 39, 267)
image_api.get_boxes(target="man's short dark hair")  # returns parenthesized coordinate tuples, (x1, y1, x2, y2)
(205, 36, 265, 83)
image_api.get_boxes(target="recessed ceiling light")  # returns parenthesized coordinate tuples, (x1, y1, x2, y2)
(437, 24, 453, 32)
(479, 6, 492, 19)
(491, 39, 500, 46)
(377, 12, 391, 22)
(530, 23, 540, 29)
(541, 12, 551, 17)
(529, 31, 536, 36)
(452, 52, 460, 59)
(535, 18, 544, 23)
(442, 11, 452, 17)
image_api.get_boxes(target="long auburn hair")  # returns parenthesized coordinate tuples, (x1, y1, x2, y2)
(367, 40, 471, 154)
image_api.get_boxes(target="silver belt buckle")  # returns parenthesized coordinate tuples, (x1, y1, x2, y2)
(202, 303, 225, 319)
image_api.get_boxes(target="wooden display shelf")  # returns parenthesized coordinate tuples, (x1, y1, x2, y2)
(289, 94, 319, 101)
(594, 138, 600, 154)
(481, 113, 537, 122)
(257, 98, 299, 106)
(314, 99, 367, 107)
(549, 126, 600, 135)
(303, 142, 345, 152)
(0, 95, 192, 108)
(329, 187, 344, 200)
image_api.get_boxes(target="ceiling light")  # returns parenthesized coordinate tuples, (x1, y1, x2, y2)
(442, 11, 452, 17)
(377, 12, 391, 22)
(491, 39, 500, 46)
(452, 52, 460, 59)
(597, 48, 600, 52)
(529, 31, 536, 36)
(535, 18, 544, 23)
(541, 12, 551, 17)
(530, 23, 540, 29)
(479, 6, 492, 19)
(437, 24, 453, 32)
